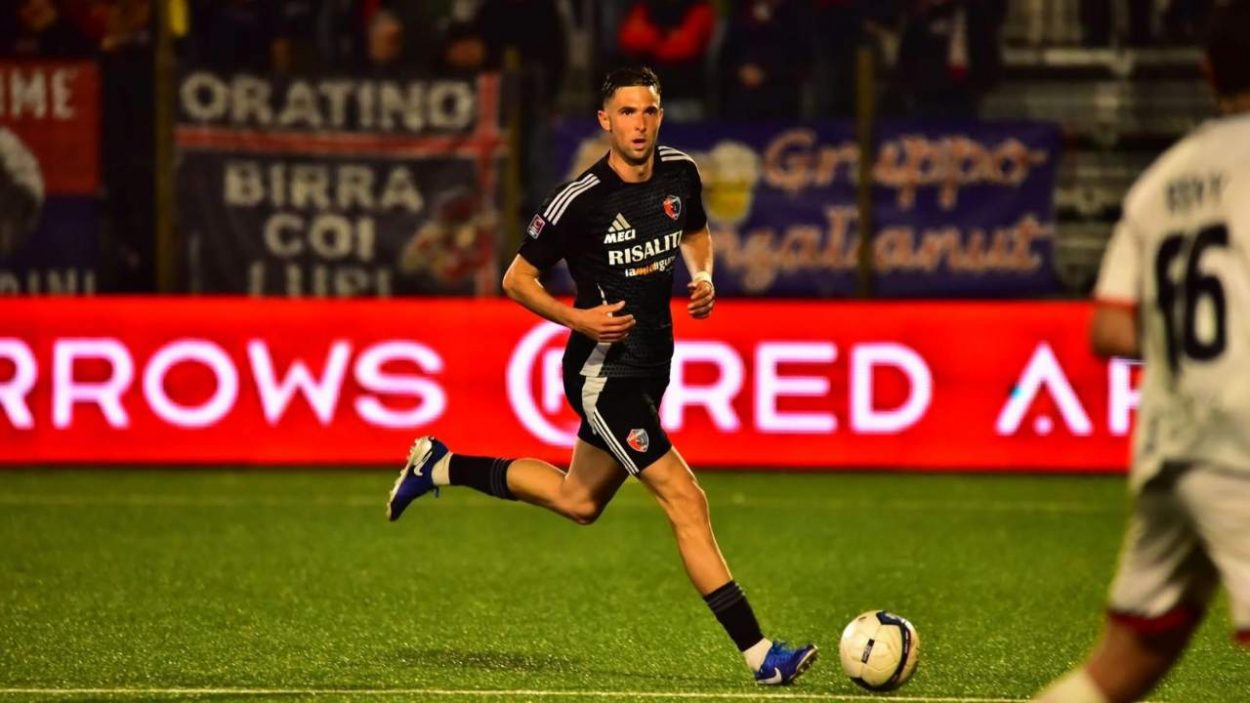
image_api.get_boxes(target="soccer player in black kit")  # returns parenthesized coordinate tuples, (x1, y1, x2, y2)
(387, 67, 818, 685)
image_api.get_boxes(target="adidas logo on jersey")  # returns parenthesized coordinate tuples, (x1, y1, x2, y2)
(604, 214, 637, 244)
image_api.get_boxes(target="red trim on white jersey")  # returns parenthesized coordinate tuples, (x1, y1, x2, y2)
(1094, 297, 1139, 312)
(1107, 605, 1203, 636)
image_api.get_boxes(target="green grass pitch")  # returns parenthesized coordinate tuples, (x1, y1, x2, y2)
(1, 469, 1246, 702)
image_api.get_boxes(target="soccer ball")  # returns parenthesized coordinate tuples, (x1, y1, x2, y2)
(838, 610, 920, 691)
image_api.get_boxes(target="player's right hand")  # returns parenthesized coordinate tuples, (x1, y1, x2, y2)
(573, 301, 635, 343)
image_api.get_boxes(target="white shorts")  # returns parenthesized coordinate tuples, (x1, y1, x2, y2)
(1108, 463, 1250, 641)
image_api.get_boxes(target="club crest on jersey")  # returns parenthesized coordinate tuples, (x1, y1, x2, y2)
(627, 429, 650, 453)
(662, 195, 681, 221)
(527, 215, 545, 239)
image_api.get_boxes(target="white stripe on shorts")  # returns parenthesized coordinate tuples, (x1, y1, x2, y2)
(591, 409, 638, 475)
(580, 284, 612, 377)
(580, 375, 638, 474)
(579, 342, 611, 377)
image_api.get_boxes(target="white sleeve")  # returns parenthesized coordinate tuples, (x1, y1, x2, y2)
(1093, 219, 1144, 307)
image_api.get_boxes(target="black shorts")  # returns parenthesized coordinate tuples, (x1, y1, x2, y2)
(563, 372, 672, 475)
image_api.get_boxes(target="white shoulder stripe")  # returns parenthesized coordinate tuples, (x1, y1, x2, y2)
(544, 174, 597, 220)
(550, 176, 599, 224)
(660, 153, 698, 166)
(658, 146, 694, 159)
(543, 173, 595, 220)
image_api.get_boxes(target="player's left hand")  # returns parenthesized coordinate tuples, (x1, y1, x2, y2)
(687, 280, 714, 319)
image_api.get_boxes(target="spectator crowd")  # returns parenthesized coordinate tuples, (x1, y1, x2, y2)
(1, 1, 1221, 121)
(2, 0, 1012, 123)
(0, 0, 1217, 294)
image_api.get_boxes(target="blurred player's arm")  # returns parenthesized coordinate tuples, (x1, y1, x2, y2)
(502, 254, 635, 342)
(1090, 218, 1142, 359)
(681, 226, 714, 319)
(1090, 303, 1140, 359)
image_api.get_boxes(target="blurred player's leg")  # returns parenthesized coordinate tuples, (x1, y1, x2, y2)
(1034, 610, 1199, 703)
(1035, 468, 1218, 702)
(1088, 615, 1197, 702)
(1179, 466, 1250, 647)
(637, 448, 817, 684)
(1034, 668, 1107, 703)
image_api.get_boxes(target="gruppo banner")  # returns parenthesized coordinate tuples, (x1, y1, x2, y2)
(0, 60, 100, 295)
(1, 299, 1134, 470)
(176, 71, 506, 296)
(553, 120, 1061, 297)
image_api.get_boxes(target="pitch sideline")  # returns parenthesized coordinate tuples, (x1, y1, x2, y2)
(0, 687, 1164, 702)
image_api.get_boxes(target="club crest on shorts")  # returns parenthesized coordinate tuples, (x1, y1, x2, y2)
(527, 214, 545, 238)
(662, 195, 681, 220)
(627, 428, 650, 453)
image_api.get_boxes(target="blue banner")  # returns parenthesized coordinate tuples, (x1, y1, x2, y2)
(551, 120, 1061, 297)
(0, 195, 98, 294)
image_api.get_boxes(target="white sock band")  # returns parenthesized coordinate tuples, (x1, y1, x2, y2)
(743, 638, 772, 672)
(1034, 668, 1108, 703)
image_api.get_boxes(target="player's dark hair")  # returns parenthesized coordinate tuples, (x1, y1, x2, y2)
(1206, 0, 1250, 98)
(600, 66, 662, 106)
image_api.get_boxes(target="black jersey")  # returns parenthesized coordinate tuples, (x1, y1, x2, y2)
(519, 146, 707, 378)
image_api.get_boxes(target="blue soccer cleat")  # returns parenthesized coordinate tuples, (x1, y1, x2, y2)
(754, 641, 819, 686)
(386, 436, 447, 522)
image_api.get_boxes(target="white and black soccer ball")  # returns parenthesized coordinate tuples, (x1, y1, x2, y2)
(838, 610, 920, 691)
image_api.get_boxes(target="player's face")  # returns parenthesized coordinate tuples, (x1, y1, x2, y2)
(598, 86, 663, 166)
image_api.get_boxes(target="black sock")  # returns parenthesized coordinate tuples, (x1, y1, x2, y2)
(448, 454, 516, 501)
(703, 580, 765, 652)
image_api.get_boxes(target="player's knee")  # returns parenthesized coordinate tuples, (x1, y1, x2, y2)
(558, 496, 605, 525)
(568, 503, 604, 526)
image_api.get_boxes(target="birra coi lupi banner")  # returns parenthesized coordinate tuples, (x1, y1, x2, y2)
(176, 71, 506, 296)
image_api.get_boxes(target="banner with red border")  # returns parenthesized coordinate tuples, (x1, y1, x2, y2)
(0, 60, 101, 294)
(0, 298, 1135, 469)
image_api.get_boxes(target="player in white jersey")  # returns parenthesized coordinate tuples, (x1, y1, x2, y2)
(1034, 4, 1250, 702)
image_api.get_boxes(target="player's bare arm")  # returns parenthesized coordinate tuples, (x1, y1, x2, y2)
(501, 254, 636, 342)
(1089, 303, 1139, 359)
(681, 226, 714, 319)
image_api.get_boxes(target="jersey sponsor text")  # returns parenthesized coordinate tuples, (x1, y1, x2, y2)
(607, 231, 682, 266)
